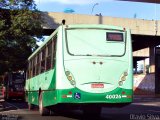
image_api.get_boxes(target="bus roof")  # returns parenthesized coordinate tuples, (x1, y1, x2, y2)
(28, 24, 129, 60)
(64, 24, 126, 31)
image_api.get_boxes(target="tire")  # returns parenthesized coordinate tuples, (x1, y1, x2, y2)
(39, 93, 50, 116)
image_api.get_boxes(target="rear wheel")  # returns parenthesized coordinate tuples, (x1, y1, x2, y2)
(39, 93, 50, 116)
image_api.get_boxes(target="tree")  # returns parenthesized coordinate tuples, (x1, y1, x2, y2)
(0, 0, 36, 10)
(0, 0, 43, 74)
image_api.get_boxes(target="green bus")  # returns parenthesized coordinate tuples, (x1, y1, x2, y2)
(25, 24, 133, 116)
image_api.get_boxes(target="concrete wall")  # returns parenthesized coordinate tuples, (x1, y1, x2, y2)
(133, 47, 149, 57)
(42, 12, 160, 36)
(134, 74, 155, 95)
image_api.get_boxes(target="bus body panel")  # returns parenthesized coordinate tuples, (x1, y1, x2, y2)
(55, 87, 132, 104)
(26, 69, 56, 106)
(54, 25, 133, 106)
(25, 24, 133, 108)
(55, 26, 74, 90)
(63, 58, 128, 92)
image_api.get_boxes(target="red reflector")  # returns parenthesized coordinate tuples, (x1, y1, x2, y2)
(91, 84, 104, 88)
(62, 95, 67, 98)
(127, 95, 132, 98)
(122, 91, 126, 94)
(69, 91, 72, 94)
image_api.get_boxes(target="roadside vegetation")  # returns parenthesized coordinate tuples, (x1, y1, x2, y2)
(0, 0, 43, 74)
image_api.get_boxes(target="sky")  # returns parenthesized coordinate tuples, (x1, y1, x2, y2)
(34, 0, 160, 20)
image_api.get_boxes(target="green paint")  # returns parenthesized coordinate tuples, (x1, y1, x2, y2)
(58, 87, 132, 103)
(26, 68, 56, 105)
(42, 90, 57, 106)
(39, 87, 132, 107)
(27, 87, 132, 107)
(28, 91, 39, 105)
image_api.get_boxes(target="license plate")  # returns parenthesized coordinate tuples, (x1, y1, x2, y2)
(91, 84, 104, 88)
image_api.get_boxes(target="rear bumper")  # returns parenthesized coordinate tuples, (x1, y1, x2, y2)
(57, 87, 133, 104)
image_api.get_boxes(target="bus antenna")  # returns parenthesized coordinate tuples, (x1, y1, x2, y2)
(62, 19, 66, 25)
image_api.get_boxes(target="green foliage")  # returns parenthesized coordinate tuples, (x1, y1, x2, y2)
(0, 1, 43, 74)
(0, 0, 36, 10)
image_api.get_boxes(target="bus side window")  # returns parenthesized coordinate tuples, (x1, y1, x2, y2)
(41, 48, 46, 73)
(36, 53, 40, 75)
(46, 42, 52, 71)
(29, 60, 32, 78)
(52, 35, 57, 68)
(34, 56, 37, 76)
(33, 57, 36, 77)
(30, 60, 33, 78)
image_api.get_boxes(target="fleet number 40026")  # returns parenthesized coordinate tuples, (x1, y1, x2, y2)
(106, 94, 122, 99)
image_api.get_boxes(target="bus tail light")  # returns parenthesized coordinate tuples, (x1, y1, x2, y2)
(119, 71, 128, 86)
(67, 76, 72, 81)
(119, 81, 123, 86)
(127, 95, 132, 98)
(65, 71, 70, 76)
(65, 70, 76, 87)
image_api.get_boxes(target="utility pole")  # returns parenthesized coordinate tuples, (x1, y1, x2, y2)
(91, 3, 99, 15)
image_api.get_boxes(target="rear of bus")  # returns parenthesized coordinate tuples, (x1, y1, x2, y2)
(3, 72, 25, 100)
(56, 24, 133, 110)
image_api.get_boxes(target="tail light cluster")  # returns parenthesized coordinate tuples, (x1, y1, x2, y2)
(119, 71, 128, 86)
(65, 70, 76, 87)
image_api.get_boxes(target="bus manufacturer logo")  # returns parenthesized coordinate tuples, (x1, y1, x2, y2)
(91, 84, 104, 88)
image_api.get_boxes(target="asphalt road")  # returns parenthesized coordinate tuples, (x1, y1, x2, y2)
(0, 97, 160, 120)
